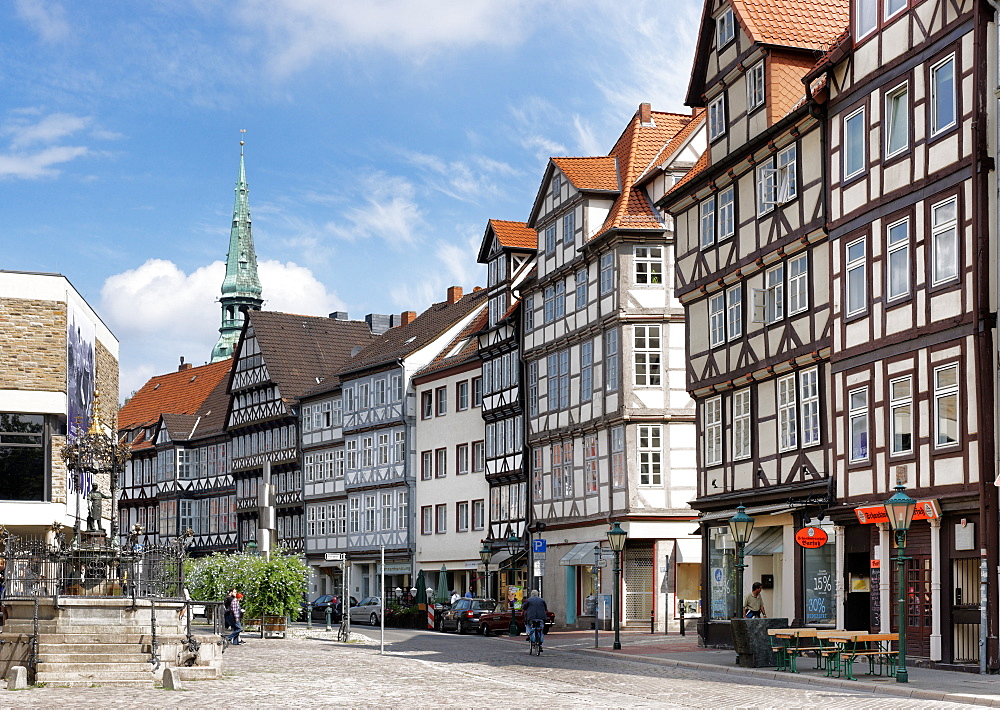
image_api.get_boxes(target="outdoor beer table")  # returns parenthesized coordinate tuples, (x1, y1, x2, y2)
(821, 632, 899, 680)
(767, 628, 824, 673)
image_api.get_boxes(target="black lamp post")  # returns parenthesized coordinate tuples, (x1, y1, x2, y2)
(728, 504, 755, 619)
(607, 521, 628, 650)
(883, 485, 916, 683)
(479, 541, 492, 600)
(506, 531, 521, 636)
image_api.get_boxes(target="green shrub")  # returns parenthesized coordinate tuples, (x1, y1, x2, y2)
(185, 551, 309, 620)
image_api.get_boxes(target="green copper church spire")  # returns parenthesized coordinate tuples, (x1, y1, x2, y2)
(211, 131, 263, 362)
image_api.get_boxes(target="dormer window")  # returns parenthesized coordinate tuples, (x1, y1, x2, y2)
(551, 172, 561, 200)
(746, 61, 765, 112)
(717, 6, 735, 48)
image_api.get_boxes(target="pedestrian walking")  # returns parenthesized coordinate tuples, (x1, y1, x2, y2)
(225, 588, 246, 644)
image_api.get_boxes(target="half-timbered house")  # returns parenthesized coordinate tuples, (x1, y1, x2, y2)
(337, 288, 487, 600)
(413, 309, 489, 596)
(226, 310, 376, 555)
(521, 104, 701, 631)
(661, 0, 846, 647)
(118, 358, 235, 552)
(809, 0, 997, 669)
(475, 219, 537, 592)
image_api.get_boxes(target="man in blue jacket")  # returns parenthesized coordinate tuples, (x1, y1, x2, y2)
(523, 589, 548, 652)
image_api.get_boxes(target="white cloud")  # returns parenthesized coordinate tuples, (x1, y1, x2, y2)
(388, 232, 485, 311)
(3, 112, 89, 148)
(237, 0, 533, 76)
(0, 145, 88, 179)
(0, 112, 99, 179)
(14, 0, 70, 43)
(401, 150, 519, 204)
(323, 172, 423, 246)
(102, 258, 345, 398)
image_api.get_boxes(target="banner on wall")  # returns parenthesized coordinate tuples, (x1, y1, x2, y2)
(66, 300, 96, 496)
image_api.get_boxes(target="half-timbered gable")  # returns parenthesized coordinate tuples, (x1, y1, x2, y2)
(118, 357, 236, 554)
(811, 0, 997, 668)
(226, 310, 376, 555)
(337, 288, 487, 598)
(663, 0, 846, 646)
(476, 219, 536, 552)
(519, 104, 701, 630)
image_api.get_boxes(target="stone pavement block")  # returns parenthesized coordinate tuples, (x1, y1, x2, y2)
(6, 665, 27, 690)
(161, 667, 181, 690)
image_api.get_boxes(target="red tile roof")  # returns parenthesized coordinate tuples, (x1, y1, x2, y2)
(768, 51, 819, 122)
(732, 0, 849, 51)
(118, 359, 233, 430)
(551, 157, 620, 192)
(489, 220, 536, 250)
(637, 109, 706, 184)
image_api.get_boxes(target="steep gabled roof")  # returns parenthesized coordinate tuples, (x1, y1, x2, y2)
(119, 358, 233, 430)
(339, 289, 488, 376)
(686, 0, 849, 105)
(637, 109, 707, 186)
(413, 306, 487, 382)
(477, 219, 537, 264)
(240, 311, 376, 402)
(551, 157, 620, 192)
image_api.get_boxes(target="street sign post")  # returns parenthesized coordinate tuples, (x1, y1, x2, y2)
(532, 538, 547, 553)
(324, 552, 346, 562)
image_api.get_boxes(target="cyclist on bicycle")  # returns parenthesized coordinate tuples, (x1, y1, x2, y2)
(523, 589, 548, 652)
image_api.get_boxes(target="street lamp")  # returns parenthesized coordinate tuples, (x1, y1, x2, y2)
(479, 541, 492, 600)
(728, 504, 755, 620)
(607, 521, 628, 650)
(883, 485, 916, 683)
(506, 531, 522, 636)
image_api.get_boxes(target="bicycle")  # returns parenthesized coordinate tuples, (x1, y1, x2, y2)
(336, 616, 350, 643)
(527, 619, 544, 656)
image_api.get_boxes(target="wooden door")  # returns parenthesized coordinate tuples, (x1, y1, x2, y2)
(890, 526, 932, 658)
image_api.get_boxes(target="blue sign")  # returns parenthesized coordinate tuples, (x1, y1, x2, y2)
(532, 538, 547, 553)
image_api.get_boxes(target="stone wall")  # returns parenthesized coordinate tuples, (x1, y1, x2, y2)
(95, 339, 119, 429)
(0, 297, 66, 391)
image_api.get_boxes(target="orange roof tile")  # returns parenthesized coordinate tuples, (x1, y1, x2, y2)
(637, 109, 706, 184)
(118, 358, 232, 430)
(489, 220, 536, 250)
(665, 151, 711, 197)
(732, 0, 849, 52)
(551, 157, 620, 192)
(768, 51, 817, 122)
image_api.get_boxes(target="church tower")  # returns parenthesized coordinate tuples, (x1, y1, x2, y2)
(211, 134, 263, 362)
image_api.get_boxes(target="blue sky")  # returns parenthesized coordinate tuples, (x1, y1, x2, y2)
(3, 0, 702, 398)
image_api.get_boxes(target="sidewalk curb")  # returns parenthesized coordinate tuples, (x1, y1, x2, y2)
(576, 648, 1000, 707)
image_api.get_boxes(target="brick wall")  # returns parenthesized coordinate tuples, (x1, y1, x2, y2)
(0, 297, 67, 391)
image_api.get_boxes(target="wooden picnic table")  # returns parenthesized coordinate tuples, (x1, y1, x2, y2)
(822, 632, 899, 680)
(767, 628, 825, 673)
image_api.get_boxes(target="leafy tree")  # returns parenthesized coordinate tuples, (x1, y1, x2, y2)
(185, 551, 309, 621)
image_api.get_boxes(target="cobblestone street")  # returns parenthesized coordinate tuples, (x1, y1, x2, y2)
(0, 626, 987, 708)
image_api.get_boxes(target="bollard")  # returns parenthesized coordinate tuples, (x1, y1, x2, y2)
(679, 598, 686, 637)
(427, 604, 435, 630)
(325, 603, 333, 631)
(650, 609, 654, 634)
(307, 603, 313, 629)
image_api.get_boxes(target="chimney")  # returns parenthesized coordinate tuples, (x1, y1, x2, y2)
(329, 311, 349, 321)
(365, 313, 392, 335)
(639, 102, 652, 126)
(446, 286, 463, 304)
(178, 357, 192, 372)
(400, 311, 417, 326)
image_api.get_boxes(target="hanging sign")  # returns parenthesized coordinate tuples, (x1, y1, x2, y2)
(854, 499, 941, 525)
(795, 526, 829, 548)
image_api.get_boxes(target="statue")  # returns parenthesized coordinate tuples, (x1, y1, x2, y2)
(86, 487, 111, 533)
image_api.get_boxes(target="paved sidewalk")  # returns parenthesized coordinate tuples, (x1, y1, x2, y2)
(531, 628, 1000, 707)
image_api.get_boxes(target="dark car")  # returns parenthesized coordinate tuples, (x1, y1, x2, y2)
(300, 594, 358, 622)
(438, 598, 497, 634)
(478, 606, 555, 636)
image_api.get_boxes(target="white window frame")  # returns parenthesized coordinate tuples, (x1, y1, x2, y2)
(777, 144, 797, 203)
(638, 424, 663, 485)
(563, 211, 575, 245)
(846, 237, 867, 316)
(709, 292, 726, 348)
(457, 501, 470, 532)
(766, 263, 784, 324)
(931, 196, 959, 285)
(934, 363, 959, 448)
(634, 325, 662, 387)
(580, 340, 593, 403)
(885, 0, 906, 18)
(843, 107, 866, 179)
(885, 82, 909, 158)
(544, 224, 556, 253)
(800, 367, 820, 447)
(732, 388, 751, 460)
(611, 425, 625, 488)
(726, 285, 742, 340)
(605, 328, 619, 392)
(856, 0, 877, 40)
(788, 254, 808, 315)
(717, 6, 735, 47)
(756, 158, 776, 215)
(849, 387, 869, 462)
(886, 218, 911, 302)
(930, 54, 956, 137)
(889, 376, 913, 456)
(777, 373, 798, 452)
(634, 246, 663, 285)
(747, 60, 765, 111)
(718, 186, 735, 241)
(704, 397, 722, 466)
(524, 294, 534, 331)
(700, 196, 716, 249)
(709, 94, 726, 141)
(600, 252, 615, 294)
(576, 268, 588, 310)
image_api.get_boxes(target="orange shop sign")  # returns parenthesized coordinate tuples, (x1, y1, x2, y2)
(795, 526, 829, 548)
(854, 499, 941, 525)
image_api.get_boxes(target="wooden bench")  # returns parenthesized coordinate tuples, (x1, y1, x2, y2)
(821, 632, 898, 680)
(767, 628, 825, 673)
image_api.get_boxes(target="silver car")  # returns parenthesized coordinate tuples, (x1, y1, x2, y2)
(349, 596, 382, 625)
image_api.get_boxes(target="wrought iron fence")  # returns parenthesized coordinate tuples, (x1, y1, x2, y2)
(0, 529, 187, 601)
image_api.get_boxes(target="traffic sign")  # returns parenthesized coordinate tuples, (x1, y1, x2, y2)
(324, 552, 346, 562)
(532, 538, 547, 553)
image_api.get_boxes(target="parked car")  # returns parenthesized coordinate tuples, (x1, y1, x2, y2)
(478, 606, 555, 636)
(349, 596, 382, 625)
(300, 594, 358, 622)
(438, 598, 497, 634)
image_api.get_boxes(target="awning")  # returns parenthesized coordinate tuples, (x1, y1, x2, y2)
(560, 542, 602, 566)
(489, 550, 512, 567)
(673, 537, 702, 563)
(743, 527, 784, 556)
(698, 503, 798, 523)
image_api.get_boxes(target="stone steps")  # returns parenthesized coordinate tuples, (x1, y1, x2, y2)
(38, 652, 150, 663)
(37, 662, 154, 674)
(34, 677, 157, 689)
(174, 665, 222, 681)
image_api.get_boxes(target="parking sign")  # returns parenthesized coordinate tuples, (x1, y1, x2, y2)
(532, 538, 547, 553)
